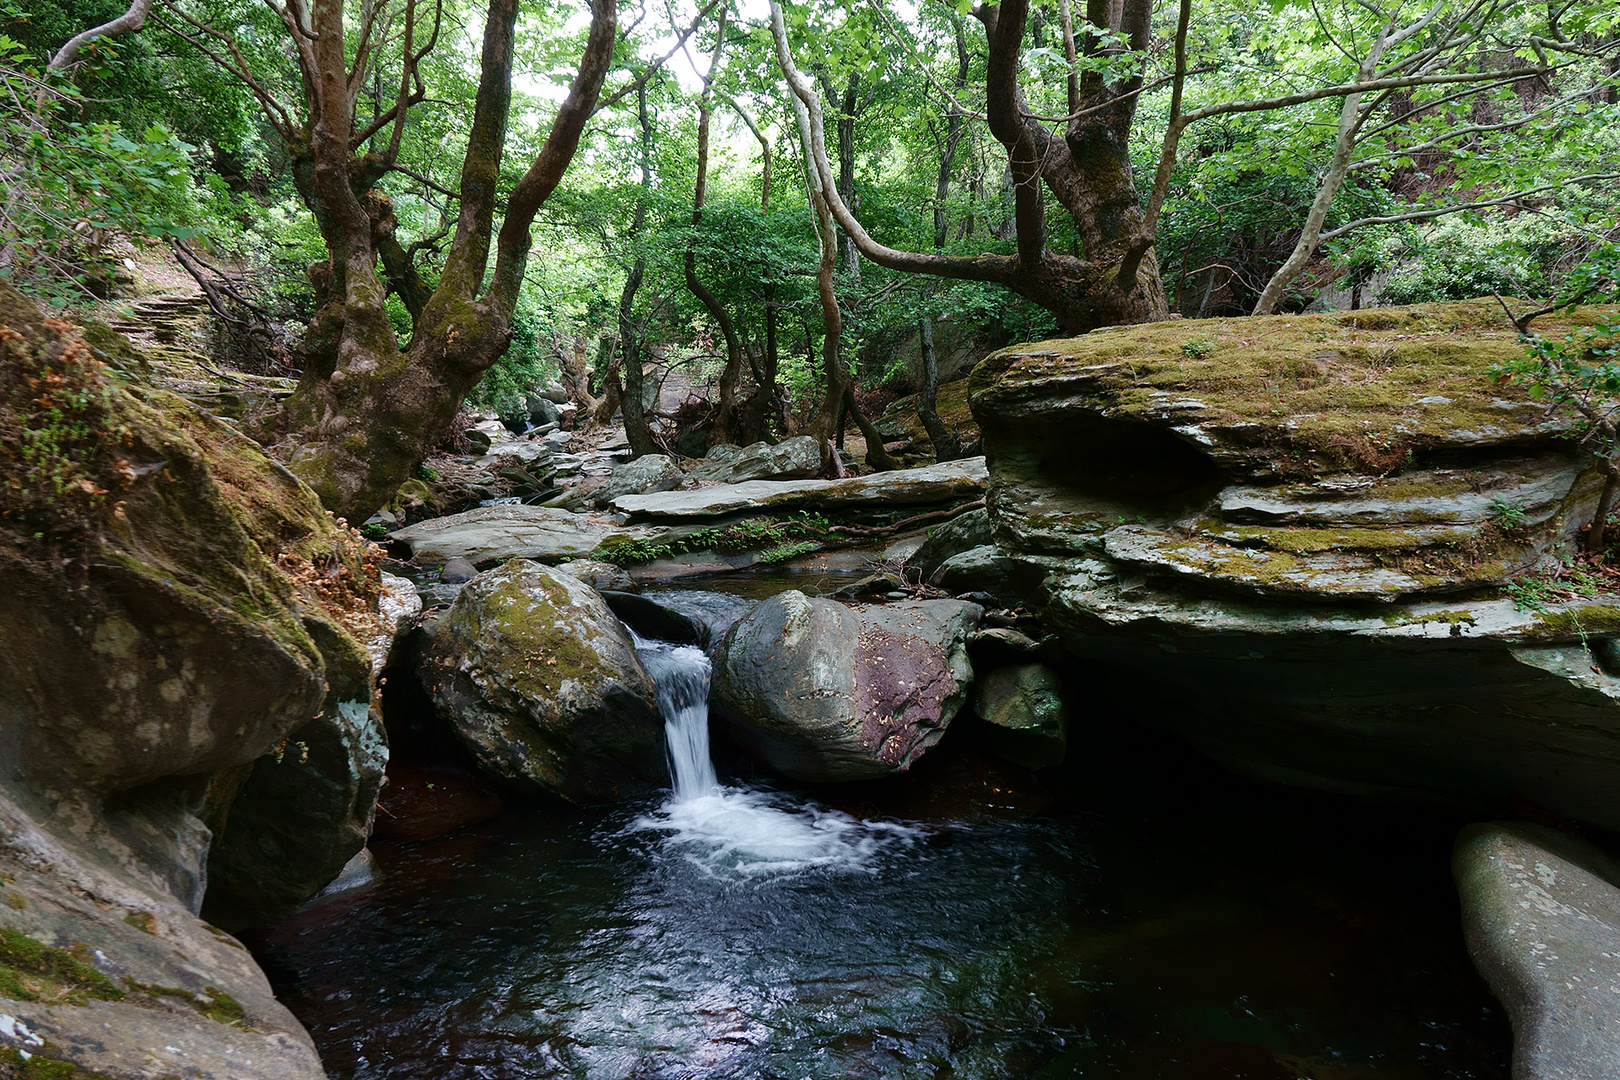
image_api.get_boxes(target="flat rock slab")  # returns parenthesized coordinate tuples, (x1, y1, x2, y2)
(612, 457, 988, 520)
(1455, 822, 1620, 1080)
(389, 505, 664, 565)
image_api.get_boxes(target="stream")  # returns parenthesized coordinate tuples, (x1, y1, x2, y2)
(259, 609, 1511, 1079)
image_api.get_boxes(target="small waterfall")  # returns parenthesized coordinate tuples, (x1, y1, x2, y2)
(632, 634, 717, 800)
(630, 625, 920, 878)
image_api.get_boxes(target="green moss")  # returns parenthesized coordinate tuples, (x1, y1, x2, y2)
(5, 892, 25, 912)
(593, 514, 831, 567)
(0, 1045, 116, 1080)
(0, 927, 124, 1005)
(122, 981, 248, 1029)
(1381, 609, 1479, 627)
(1528, 604, 1620, 638)
(1218, 524, 1471, 554)
(973, 299, 1620, 471)
(121, 912, 155, 935)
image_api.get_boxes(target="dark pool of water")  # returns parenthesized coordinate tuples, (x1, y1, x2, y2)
(258, 722, 1508, 1080)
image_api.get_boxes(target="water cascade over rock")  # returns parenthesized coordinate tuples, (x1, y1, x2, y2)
(630, 632, 917, 878)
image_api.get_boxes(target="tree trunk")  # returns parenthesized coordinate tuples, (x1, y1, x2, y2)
(619, 83, 658, 457)
(768, 0, 1167, 338)
(682, 7, 746, 448)
(561, 335, 602, 423)
(247, 0, 616, 522)
(1253, 27, 1389, 315)
(917, 318, 961, 462)
(788, 72, 895, 474)
(1587, 462, 1620, 554)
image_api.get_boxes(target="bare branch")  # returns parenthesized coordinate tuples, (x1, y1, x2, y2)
(1318, 173, 1620, 242)
(594, 0, 723, 114)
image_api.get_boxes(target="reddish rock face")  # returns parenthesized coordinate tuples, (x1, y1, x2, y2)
(713, 591, 982, 782)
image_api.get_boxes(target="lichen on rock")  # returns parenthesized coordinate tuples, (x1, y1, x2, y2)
(969, 299, 1620, 829)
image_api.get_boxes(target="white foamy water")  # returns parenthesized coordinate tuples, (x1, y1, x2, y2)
(629, 631, 920, 878)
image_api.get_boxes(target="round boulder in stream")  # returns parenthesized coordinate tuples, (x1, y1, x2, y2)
(419, 560, 664, 803)
(714, 592, 982, 781)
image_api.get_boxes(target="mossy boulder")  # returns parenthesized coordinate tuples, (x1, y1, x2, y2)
(713, 592, 982, 781)
(969, 300, 1620, 829)
(419, 560, 665, 802)
(0, 284, 378, 894)
(0, 283, 359, 1077)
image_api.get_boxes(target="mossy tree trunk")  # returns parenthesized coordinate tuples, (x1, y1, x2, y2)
(229, 0, 615, 522)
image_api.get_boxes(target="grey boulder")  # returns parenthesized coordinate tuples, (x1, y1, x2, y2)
(1454, 821, 1620, 1080)
(689, 436, 822, 484)
(554, 557, 637, 593)
(906, 507, 993, 582)
(714, 592, 982, 781)
(592, 454, 684, 507)
(419, 560, 664, 802)
(390, 504, 665, 565)
(613, 457, 988, 520)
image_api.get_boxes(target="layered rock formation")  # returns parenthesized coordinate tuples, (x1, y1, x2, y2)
(0, 285, 386, 1077)
(968, 300, 1620, 827)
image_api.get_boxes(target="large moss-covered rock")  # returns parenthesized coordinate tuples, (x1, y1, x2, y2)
(1454, 821, 1620, 1080)
(419, 560, 665, 802)
(0, 284, 380, 1078)
(713, 592, 981, 781)
(969, 300, 1620, 828)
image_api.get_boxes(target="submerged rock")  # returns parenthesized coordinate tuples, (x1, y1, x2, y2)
(713, 592, 982, 781)
(1454, 822, 1620, 1080)
(638, 589, 759, 659)
(970, 300, 1620, 828)
(419, 560, 664, 802)
(688, 436, 822, 484)
(600, 590, 706, 647)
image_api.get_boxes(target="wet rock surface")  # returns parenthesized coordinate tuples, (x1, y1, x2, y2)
(1454, 821, 1620, 1080)
(713, 592, 982, 781)
(419, 561, 664, 802)
(972, 663, 1070, 769)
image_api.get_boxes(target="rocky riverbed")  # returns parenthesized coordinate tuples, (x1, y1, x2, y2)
(6, 288, 1620, 1079)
